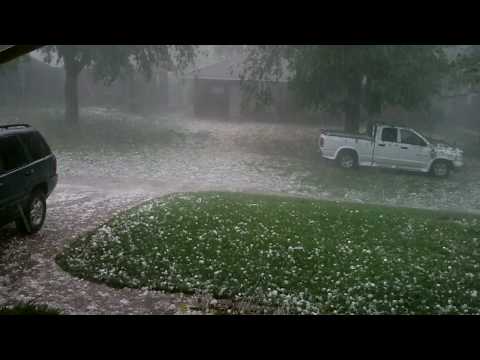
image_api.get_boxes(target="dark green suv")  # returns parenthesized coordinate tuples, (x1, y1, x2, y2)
(0, 124, 58, 234)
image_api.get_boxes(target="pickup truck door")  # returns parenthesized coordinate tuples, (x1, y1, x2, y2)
(373, 127, 403, 168)
(397, 129, 431, 170)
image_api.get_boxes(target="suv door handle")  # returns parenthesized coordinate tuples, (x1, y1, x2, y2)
(378, 143, 386, 147)
(401, 146, 409, 149)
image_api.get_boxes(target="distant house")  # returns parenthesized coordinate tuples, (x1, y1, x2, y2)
(185, 56, 300, 121)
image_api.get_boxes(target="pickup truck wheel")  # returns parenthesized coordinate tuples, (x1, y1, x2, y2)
(337, 151, 357, 169)
(431, 160, 450, 178)
(15, 190, 47, 235)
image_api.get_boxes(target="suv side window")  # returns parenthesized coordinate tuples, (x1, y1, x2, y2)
(0, 136, 29, 173)
(18, 132, 51, 161)
(381, 127, 398, 143)
(400, 129, 427, 147)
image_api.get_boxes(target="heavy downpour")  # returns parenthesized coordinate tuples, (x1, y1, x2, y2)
(1, 45, 480, 315)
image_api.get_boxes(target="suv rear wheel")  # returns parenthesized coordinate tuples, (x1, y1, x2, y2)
(16, 190, 47, 235)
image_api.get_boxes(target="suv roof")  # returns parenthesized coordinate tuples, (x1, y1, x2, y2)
(0, 124, 36, 137)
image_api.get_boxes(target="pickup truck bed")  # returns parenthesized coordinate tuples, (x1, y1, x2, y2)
(321, 130, 372, 141)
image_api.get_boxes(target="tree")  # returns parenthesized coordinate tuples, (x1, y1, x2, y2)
(41, 45, 197, 123)
(241, 45, 450, 133)
(446, 46, 480, 130)
(450, 45, 480, 89)
(213, 45, 247, 61)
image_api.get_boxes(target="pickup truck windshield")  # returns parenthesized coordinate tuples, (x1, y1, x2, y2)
(400, 129, 427, 147)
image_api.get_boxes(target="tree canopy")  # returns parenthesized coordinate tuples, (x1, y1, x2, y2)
(41, 45, 197, 122)
(451, 45, 480, 90)
(242, 45, 450, 133)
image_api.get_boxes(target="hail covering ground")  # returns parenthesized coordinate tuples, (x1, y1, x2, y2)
(1, 107, 480, 314)
(58, 192, 480, 314)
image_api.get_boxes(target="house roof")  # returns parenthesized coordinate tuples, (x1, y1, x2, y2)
(185, 55, 290, 83)
(185, 57, 244, 81)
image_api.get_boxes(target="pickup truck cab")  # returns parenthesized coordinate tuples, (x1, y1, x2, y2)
(319, 124, 464, 178)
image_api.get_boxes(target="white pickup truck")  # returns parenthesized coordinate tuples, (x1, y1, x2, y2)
(318, 124, 464, 177)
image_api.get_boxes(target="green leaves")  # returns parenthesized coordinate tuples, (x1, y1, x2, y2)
(39, 45, 198, 122)
(242, 45, 450, 120)
(41, 45, 198, 84)
(451, 45, 480, 87)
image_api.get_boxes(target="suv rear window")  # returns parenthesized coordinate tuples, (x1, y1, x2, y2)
(0, 135, 29, 173)
(18, 132, 51, 161)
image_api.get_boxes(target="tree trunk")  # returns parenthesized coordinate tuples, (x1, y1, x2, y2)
(65, 68, 79, 123)
(128, 71, 137, 113)
(344, 101, 360, 134)
(344, 76, 362, 134)
(158, 70, 168, 109)
(62, 48, 82, 124)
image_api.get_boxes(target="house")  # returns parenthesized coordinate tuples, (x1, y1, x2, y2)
(184, 56, 300, 121)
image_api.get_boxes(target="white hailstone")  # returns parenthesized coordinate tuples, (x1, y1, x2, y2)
(471, 290, 478, 298)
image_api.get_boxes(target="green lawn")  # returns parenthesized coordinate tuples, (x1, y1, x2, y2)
(57, 192, 480, 314)
(0, 303, 61, 315)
